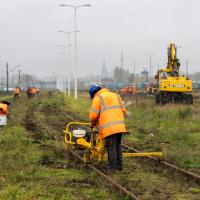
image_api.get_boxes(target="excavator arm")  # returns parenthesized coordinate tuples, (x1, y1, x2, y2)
(167, 43, 180, 76)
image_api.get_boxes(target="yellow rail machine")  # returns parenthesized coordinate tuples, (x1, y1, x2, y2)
(64, 122, 162, 163)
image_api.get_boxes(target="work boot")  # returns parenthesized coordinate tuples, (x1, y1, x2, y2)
(105, 167, 116, 174)
(102, 165, 116, 174)
(116, 165, 123, 171)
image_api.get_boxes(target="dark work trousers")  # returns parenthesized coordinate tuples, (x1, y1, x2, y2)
(14, 94, 19, 100)
(105, 133, 122, 169)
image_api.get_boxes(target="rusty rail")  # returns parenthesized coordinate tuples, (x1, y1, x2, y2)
(68, 149, 139, 200)
(122, 144, 200, 183)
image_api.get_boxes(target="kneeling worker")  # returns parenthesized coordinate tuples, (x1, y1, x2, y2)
(89, 85, 127, 171)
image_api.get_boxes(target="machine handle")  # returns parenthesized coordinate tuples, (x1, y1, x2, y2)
(90, 126, 96, 147)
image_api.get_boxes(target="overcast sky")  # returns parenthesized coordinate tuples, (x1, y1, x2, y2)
(0, 0, 199, 78)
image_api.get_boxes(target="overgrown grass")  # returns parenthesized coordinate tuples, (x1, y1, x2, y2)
(40, 92, 200, 199)
(0, 93, 126, 200)
(2, 92, 200, 199)
(63, 93, 90, 120)
(0, 94, 13, 101)
(64, 92, 200, 171)
(125, 95, 200, 169)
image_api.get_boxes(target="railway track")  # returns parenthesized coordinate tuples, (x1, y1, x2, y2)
(68, 148, 139, 200)
(36, 102, 140, 199)
(61, 112, 200, 185)
(121, 98, 200, 182)
(6, 92, 200, 199)
(34, 94, 200, 199)
(122, 144, 200, 183)
(67, 125, 200, 190)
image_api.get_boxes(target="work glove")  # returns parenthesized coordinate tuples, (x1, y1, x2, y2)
(90, 125, 94, 129)
(90, 121, 96, 129)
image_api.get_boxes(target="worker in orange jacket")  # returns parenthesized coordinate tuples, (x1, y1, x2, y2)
(89, 85, 127, 171)
(36, 88, 40, 95)
(0, 101, 10, 115)
(31, 87, 37, 97)
(13, 86, 20, 100)
(26, 87, 31, 99)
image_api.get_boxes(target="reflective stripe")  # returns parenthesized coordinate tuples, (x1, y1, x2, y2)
(100, 120, 125, 130)
(117, 94, 121, 104)
(90, 107, 100, 114)
(101, 105, 121, 112)
(98, 95, 106, 110)
(117, 94, 124, 109)
(99, 94, 122, 113)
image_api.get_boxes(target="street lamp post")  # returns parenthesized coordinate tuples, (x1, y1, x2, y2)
(6, 63, 8, 92)
(133, 60, 136, 82)
(147, 55, 154, 82)
(60, 4, 91, 100)
(56, 45, 67, 93)
(58, 30, 80, 96)
(18, 68, 21, 87)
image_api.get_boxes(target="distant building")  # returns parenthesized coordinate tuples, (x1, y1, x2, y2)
(141, 70, 149, 82)
(141, 70, 148, 76)
(101, 78, 114, 85)
(38, 81, 57, 90)
(100, 78, 126, 90)
(37, 76, 57, 90)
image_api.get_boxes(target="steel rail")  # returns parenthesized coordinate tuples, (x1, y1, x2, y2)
(58, 104, 200, 184)
(68, 148, 139, 200)
(122, 144, 200, 183)
(36, 105, 139, 200)
(53, 106, 200, 184)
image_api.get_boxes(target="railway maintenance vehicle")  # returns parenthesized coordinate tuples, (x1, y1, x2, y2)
(63, 122, 162, 164)
(155, 43, 193, 104)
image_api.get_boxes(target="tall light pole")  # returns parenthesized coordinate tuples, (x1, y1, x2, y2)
(6, 63, 8, 92)
(147, 54, 154, 82)
(60, 4, 91, 100)
(58, 30, 79, 96)
(26, 74, 29, 88)
(18, 68, 21, 87)
(56, 45, 67, 93)
(132, 60, 136, 83)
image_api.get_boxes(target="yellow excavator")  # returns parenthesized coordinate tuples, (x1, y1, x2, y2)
(155, 43, 193, 104)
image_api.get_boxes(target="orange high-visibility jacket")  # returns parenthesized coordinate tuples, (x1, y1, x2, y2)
(14, 87, 20, 94)
(32, 88, 36, 94)
(89, 88, 127, 139)
(0, 103, 8, 115)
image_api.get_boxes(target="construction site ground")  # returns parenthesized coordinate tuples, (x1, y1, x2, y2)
(1, 92, 200, 200)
